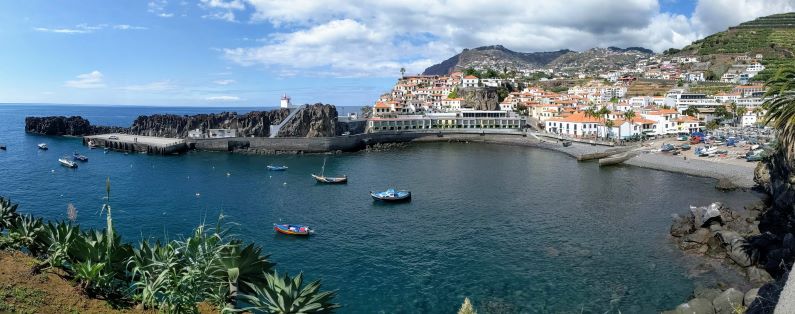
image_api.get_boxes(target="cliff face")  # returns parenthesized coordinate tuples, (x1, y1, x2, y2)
(277, 104, 338, 137)
(24, 116, 125, 136)
(459, 87, 500, 110)
(129, 109, 291, 138)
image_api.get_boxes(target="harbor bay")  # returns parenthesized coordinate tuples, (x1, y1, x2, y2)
(0, 105, 763, 313)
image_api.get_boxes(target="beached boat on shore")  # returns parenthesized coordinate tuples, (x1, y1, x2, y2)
(59, 156, 78, 168)
(370, 189, 411, 202)
(273, 224, 313, 236)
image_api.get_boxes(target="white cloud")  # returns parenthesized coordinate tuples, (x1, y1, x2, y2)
(121, 80, 175, 92)
(199, 0, 245, 22)
(213, 79, 236, 85)
(35, 23, 147, 34)
(218, 0, 795, 77)
(113, 24, 148, 30)
(65, 71, 105, 89)
(148, 0, 174, 18)
(206, 95, 241, 101)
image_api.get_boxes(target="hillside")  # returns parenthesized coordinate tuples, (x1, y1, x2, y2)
(422, 45, 570, 75)
(421, 45, 651, 75)
(680, 12, 795, 57)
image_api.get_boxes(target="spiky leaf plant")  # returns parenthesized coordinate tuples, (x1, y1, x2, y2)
(0, 197, 19, 231)
(237, 271, 339, 314)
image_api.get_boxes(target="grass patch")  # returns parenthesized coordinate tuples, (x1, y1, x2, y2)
(0, 284, 46, 314)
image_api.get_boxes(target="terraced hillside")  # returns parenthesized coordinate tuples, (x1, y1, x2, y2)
(681, 13, 795, 57)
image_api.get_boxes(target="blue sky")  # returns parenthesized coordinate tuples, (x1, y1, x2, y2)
(0, 0, 792, 107)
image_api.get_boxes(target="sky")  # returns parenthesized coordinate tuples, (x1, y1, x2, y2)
(0, 0, 794, 107)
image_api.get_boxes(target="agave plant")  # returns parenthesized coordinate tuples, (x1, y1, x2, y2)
(33, 221, 83, 273)
(4, 214, 45, 255)
(128, 239, 180, 310)
(215, 240, 274, 309)
(73, 260, 114, 297)
(237, 271, 339, 314)
(0, 197, 20, 231)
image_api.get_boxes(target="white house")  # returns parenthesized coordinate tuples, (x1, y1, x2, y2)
(462, 75, 479, 88)
(280, 94, 292, 108)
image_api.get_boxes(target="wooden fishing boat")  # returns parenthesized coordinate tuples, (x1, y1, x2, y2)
(312, 157, 347, 184)
(312, 174, 347, 184)
(73, 152, 88, 162)
(370, 189, 411, 202)
(59, 156, 78, 168)
(267, 165, 288, 171)
(273, 224, 313, 236)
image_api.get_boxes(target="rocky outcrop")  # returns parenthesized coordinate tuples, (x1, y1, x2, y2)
(25, 116, 125, 136)
(129, 109, 291, 138)
(277, 103, 338, 137)
(459, 87, 499, 110)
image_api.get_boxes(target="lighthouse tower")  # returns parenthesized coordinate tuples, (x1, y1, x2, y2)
(280, 94, 291, 108)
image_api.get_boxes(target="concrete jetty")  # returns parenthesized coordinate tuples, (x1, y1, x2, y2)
(83, 133, 188, 155)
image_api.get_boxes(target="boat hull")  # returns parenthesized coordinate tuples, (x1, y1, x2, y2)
(370, 191, 412, 202)
(312, 174, 347, 184)
(267, 166, 288, 171)
(59, 160, 78, 168)
(274, 224, 312, 236)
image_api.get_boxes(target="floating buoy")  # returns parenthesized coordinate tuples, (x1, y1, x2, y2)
(283, 182, 287, 185)
(195, 193, 201, 197)
(226, 172, 231, 176)
(51, 169, 55, 173)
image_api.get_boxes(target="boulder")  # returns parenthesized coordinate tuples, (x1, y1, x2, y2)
(684, 228, 712, 244)
(743, 288, 759, 306)
(715, 178, 737, 191)
(727, 244, 753, 267)
(675, 298, 715, 314)
(691, 203, 723, 227)
(712, 288, 744, 314)
(746, 266, 773, 285)
(694, 286, 722, 301)
(671, 214, 695, 237)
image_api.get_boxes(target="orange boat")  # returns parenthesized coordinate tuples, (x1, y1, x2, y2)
(274, 224, 313, 236)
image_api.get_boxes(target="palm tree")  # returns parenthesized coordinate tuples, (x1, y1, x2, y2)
(605, 119, 615, 140)
(622, 109, 637, 140)
(400, 67, 406, 78)
(763, 64, 795, 158)
(735, 106, 747, 126)
(237, 271, 339, 313)
(683, 105, 699, 117)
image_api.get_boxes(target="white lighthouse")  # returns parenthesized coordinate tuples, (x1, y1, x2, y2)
(280, 94, 292, 108)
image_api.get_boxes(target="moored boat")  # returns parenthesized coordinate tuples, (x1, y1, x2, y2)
(267, 165, 288, 171)
(87, 140, 97, 149)
(37, 143, 48, 150)
(312, 174, 348, 184)
(273, 224, 313, 236)
(73, 152, 88, 162)
(312, 157, 347, 184)
(370, 188, 411, 202)
(0, 144, 6, 150)
(58, 156, 78, 168)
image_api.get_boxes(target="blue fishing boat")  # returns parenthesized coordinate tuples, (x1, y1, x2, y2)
(267, 165, 289, 171)
(273, 224, 313, 236)
(370, 188, 411, 202)
(73, 152, 88, 162)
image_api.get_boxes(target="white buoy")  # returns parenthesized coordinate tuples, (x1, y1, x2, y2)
(51, 169, 55, 173)
(283, 182, 287, 185)
(195, 193, 201, 197)
(226, 172, 231, 176)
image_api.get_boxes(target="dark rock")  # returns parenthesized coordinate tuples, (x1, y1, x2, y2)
(744, 288, 759, 306)
(674, 298, 715, 314)
(671, 214, 696, 237)
(458, 87, 500, 110)
(130, 109, 290, 138)
(277, 104, 338, 137)
(747, 266, 774, 286)
(25, 116, 125, 136)
(685, 228, 712, 244)
(694, 286, 722, 301)
(715, 178, 738, 191)
(712, 288, 744, 314)
(746, 271, 788, 314)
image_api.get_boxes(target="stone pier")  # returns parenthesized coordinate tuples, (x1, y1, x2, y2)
(83, 133, 188, 155)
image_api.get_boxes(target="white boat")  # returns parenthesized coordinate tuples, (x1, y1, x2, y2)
(37, 143, 48, 150)
(87, 140, 97, 149)
(58, 156, 78, 168)
(695, 145, 718, 157)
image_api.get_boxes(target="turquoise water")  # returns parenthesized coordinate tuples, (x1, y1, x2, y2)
(0, 104, 761, 313)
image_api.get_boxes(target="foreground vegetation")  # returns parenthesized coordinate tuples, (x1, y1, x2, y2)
(0, 181, 338, 313)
